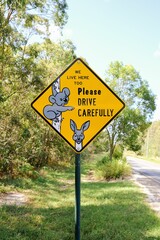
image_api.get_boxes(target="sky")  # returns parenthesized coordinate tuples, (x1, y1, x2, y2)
(51, 0, 160, 121)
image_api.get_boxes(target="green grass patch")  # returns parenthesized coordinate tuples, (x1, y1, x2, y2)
(139, 156, 160, 164)
(0, 161, 160, 239)
(125, 151, 160, 164)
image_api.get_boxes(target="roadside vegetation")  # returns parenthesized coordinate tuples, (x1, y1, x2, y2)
(126, 120, 160, 164)
(141, 120, 160, 162)
(95, 155, 131, 180)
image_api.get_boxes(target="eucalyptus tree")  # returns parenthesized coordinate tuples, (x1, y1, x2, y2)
(0, 0, 68, 82)
(105, 61, 156, 160)
(0, 0, 78, 177)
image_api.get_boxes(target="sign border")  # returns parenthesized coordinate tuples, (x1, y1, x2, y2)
(31, 58, 125, 153)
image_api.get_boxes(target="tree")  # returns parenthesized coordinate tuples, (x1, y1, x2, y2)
(105, 61, 156, 160)
(0, 0, 68, 82)
(0, 0, 78, 178)
(142, 120, 160, 158)
(0, 39, 76, 177)
(14, 38, 76, 90)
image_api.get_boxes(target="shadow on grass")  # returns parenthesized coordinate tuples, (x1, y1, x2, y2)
(81, 183, 160, 240)
(0, 181, 160, 240)
(0, 205, 74, 240)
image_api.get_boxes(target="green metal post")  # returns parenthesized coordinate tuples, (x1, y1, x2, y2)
(75, 153, 81, 240)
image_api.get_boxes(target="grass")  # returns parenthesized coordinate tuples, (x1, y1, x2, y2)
(139, 156, 160, 164)
(0, 158, 160, 240)
(125, 151, 160, 164)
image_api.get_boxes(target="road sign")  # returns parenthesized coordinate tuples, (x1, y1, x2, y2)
(31, 58, 125, 152)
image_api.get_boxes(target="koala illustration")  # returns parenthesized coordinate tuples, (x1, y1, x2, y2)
(43, 86, 74, 122)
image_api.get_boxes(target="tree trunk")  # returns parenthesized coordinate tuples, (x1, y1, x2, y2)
(51, 78, 62, 132)
(106, 127, 116, 160)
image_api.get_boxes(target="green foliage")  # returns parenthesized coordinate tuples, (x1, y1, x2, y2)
(105, 61, 156, 159)
(112, 145, 123, 159)
(96, 155, 111, 166)
(96, 155, 131, 180)
(0, 38, 76, 178)
(92, 131, 109, 153)
(0, 84, 75, 177)
(141, 120, 160, 158)
(0, 0, 68, 81)
(0, 0, 76, 179)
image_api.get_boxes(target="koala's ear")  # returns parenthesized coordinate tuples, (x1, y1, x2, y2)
(49, 96, 56, 103)
(62, 87, 70, 96)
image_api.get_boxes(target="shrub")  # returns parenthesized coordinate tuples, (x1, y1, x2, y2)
(113, 145, 123, 159)
(96, 156, 131, 180)
(96, 155, 110, 167)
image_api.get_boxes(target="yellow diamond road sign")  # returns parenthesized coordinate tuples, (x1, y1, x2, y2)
(31, 58, 125, 153)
